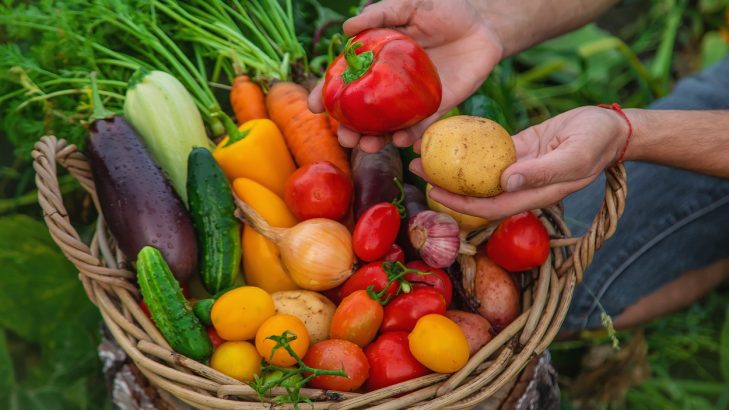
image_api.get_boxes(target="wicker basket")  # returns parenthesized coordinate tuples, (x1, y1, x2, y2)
(33, 135, 627, 409)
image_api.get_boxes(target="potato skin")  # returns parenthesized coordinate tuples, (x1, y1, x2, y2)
(445, 310, 493, 355)
(474, 253, 520, 331)
(425, 184, 489, 231)
(271, 290, 336, 344)
(421, 116, 515, 197)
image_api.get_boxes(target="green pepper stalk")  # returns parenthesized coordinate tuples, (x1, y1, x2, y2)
(250, 331, 346, 409)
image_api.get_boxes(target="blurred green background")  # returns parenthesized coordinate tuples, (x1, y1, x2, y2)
(1, 0, 728, 409)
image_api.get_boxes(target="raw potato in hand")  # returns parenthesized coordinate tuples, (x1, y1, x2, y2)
(421, 116, 516, 197)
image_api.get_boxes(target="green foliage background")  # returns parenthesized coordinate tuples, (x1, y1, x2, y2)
(1, 0, 728, 409)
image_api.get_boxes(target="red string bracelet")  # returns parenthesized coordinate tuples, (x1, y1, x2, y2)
(597, 103, 633, 164)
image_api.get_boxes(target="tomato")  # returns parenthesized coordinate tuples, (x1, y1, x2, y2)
(139, 299, 151, 319)
(284, 161, 353, 221)
(381, 288, 446, 333)
(303, 339, 369, 391)
(211, 286, 275, 340)
(383, 243, 405, 263)
(206, 326, 225, 349)
(404, 261, 453, 306)
(486, 211, 550, 272)
(255, 314, 310, 367)
(408, 314, 469, 373)
(353, 203, 401, 261)
(342, 261, 396, 301)
(330, 290, 383, 347)
(210, 341, 262, 382)
(364, 332, 430, 391)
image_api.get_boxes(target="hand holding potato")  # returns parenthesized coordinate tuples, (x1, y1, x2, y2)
(412, 106, 629, 220)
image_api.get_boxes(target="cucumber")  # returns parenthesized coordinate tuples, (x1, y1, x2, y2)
(137, 246, 212, 361)
(193, 286, 237, 326)
(187, 147, 242, 294)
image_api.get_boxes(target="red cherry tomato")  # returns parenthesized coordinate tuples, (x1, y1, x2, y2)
(364, 332, 430, 391)
(404, 261, 453, 306)
(381, 288, 446, 333)
(486, 212, 550, 272)
(206, 326, 225, 349)
(330, 290, 383, 347)
(342, 261, 397, 301)
(383, 244, 405, 263)
(284, 161, 353, 221)
(303, 339, 369, 391)
(353, 203, 401, 261)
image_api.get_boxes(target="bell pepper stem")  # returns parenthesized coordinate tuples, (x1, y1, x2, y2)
(342, 37, 374, 84)
(213, 111, 250, 147)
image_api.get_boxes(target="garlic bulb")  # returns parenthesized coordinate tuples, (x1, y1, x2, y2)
(409, 211, 475, 268)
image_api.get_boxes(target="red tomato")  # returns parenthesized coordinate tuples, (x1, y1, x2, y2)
(381, 288, 446, 333)
(353, 203, 401, 261)
(206, 326, 225, 349)
(486, 212, 550, 272)
(303, 339, 369, 391)
(365, 332, 430, 391)
(404, 261, 453, 306)
(330, 290, 383, 347)
(284, 161, 353, 221)
(140, 299, 152, 319)
(342, 261, 397, 301)
(383, 244, 405, 263)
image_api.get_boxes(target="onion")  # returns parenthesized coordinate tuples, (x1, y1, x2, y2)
(235, 197, 354, 291)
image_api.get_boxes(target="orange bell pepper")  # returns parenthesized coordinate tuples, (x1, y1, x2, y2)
(233, 178, 299, 293)
(214, 119, 296, 198)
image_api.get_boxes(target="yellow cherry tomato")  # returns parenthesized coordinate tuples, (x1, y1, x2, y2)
(211, 286, 275, 340)
(408, 314, 470, 373)
(210, 341, 261, 382)
(255, 314, 310, 367)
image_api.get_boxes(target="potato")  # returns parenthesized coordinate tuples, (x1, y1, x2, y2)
(271, 290, 336, 344)
(445, 310, 493, 355)
(426, 184, 489, 231)
(474, 252, 520, 331)
(421, 116, 515, 197)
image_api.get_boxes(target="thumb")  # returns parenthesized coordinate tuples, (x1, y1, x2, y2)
(501, 148, 589, 192)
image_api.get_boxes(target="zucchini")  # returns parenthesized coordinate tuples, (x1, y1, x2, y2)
(137, 246, 212, 361)
(187, 147, 242, 294)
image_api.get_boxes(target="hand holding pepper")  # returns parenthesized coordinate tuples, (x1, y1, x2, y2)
(308, 0, 503, 153)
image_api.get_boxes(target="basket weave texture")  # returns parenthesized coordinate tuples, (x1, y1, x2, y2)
(32, 135, 627, 409)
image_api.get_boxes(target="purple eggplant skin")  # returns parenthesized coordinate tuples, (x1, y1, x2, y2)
(398, 183, 429, 260)
(87, 116, 198, 283)
(351, 143, 404, 219)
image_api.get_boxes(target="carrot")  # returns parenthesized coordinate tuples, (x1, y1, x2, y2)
(230, 75, 268, 124)
(266, 82, 351, 177)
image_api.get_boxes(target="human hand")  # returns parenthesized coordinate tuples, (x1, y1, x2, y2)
(411, 106, 631, 220)
(308, 0, 503, 153)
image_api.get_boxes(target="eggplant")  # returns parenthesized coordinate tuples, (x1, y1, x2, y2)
(351, 143, 403, 219)
(86, 74, 198, 283)
(397, 183, 429, 260)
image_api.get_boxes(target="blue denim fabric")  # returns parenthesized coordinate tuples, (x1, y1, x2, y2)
(561, 56, 729, 331)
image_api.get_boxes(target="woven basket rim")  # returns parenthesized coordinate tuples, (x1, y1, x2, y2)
(32, 135, 627, 409)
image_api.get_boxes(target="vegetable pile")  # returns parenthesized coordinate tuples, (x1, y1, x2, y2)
(3, 2, 555, 406)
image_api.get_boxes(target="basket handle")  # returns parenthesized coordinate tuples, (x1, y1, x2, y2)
(32, 136, 138, 298)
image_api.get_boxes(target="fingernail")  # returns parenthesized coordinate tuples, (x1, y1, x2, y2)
(506, 174, 524, 192)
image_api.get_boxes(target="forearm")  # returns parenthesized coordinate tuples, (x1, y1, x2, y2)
(472, 0, 617, 57)
(625, 109, 729, 178)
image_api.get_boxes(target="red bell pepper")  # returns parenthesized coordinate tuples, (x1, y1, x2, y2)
(323, 28, 442, 134)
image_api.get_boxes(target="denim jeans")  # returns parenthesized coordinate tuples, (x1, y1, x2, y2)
(561, 56, 729, 331)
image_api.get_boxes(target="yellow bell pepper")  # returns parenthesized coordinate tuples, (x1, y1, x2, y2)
(233, 178, 299, 293)
(214, 119, 296, 198)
